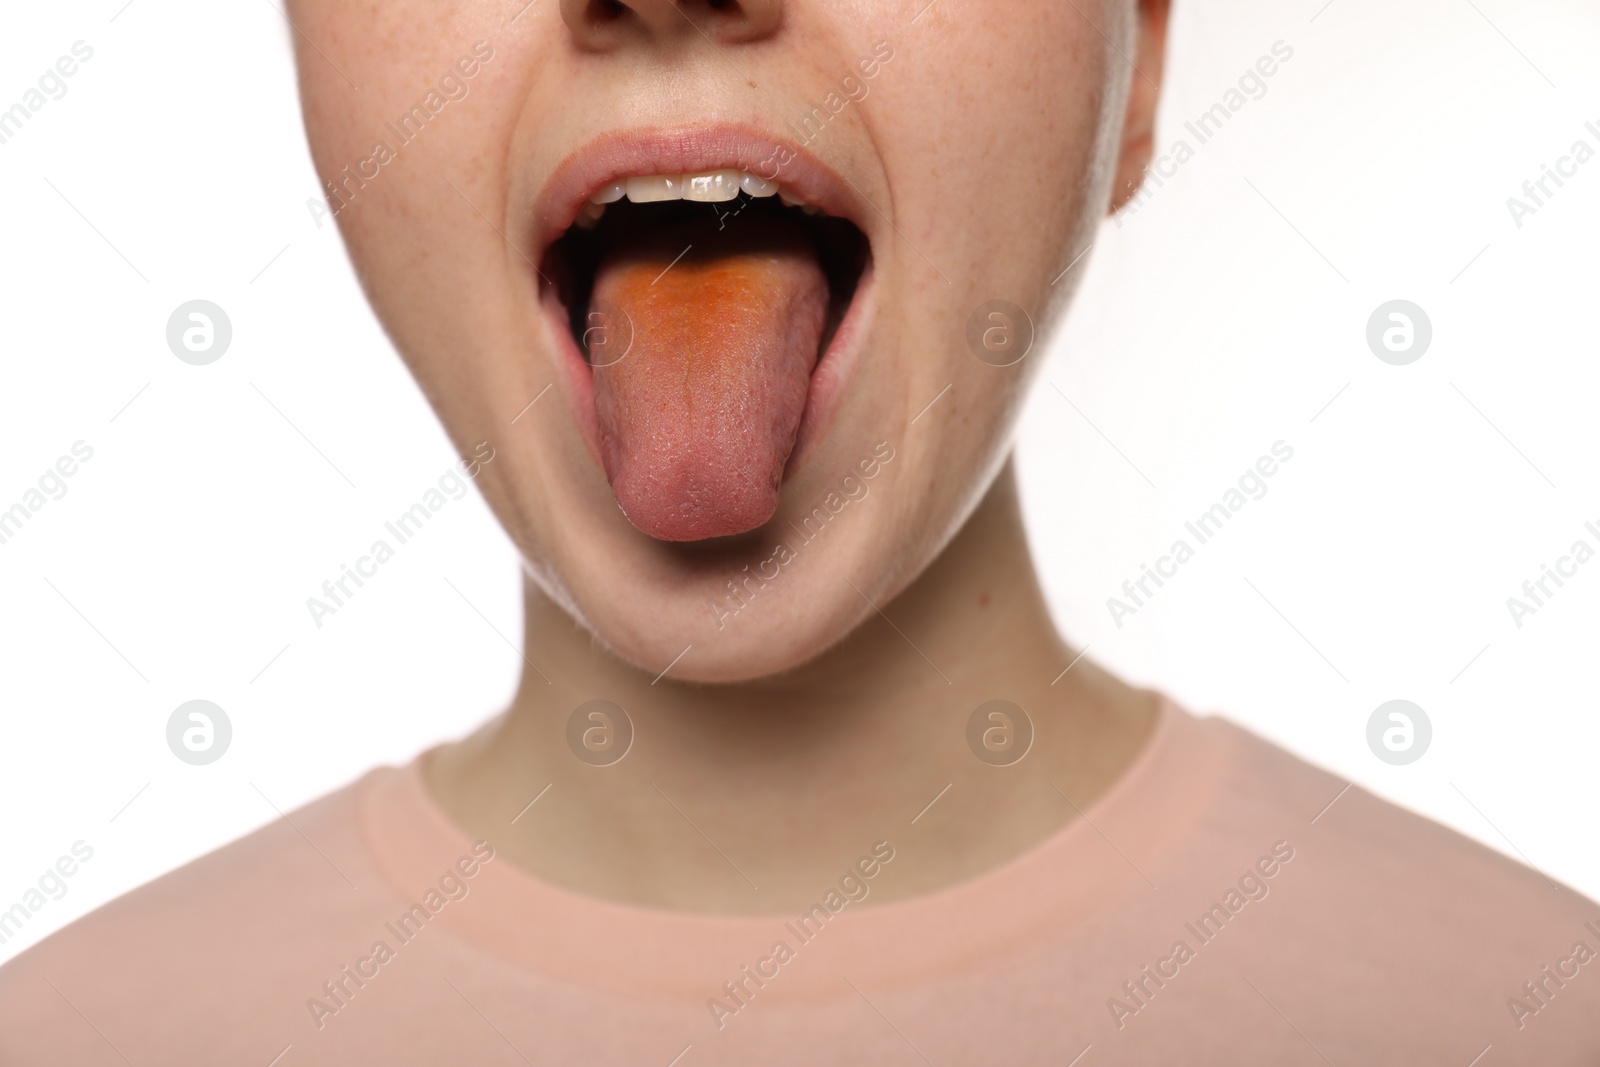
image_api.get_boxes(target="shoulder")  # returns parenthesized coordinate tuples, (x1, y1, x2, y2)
(1207, 714, 1586, 911)
(0, 770, 398, 1064)
(1193, 713, 1600, 1055)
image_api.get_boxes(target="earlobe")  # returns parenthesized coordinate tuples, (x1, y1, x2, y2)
(1108, 0, 1173, 215)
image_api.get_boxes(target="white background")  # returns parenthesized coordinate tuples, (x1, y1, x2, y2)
(2, 0, 1598, 964)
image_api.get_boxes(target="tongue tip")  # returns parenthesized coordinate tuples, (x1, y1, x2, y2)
(602, 433, 788, 542)
(618, 492, 779, 543)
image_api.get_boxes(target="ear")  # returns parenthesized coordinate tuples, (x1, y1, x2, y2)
(1108, 0, 1173, 214)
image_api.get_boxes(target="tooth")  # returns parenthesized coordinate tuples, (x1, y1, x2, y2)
(801, 204, 821, 216)
(591, 181, 627, 205)
(682, 169, 742, 203)
(739, 172, 779, 198)
(575, 201, 605, 229)
(778, 188, 805, 208)
(625, 175, 683, 203)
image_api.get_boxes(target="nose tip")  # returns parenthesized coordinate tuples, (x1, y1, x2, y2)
(561, 0, 782, 49)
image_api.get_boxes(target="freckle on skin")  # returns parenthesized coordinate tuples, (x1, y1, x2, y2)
(978, 592, 990, 608)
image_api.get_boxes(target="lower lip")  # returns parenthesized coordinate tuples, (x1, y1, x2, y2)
(538, 252, 875, 494)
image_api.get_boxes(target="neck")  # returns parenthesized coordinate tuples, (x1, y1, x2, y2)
(427, 459, 1158, 912)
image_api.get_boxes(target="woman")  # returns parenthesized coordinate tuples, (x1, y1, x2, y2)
(4, 0, 1596, 1062)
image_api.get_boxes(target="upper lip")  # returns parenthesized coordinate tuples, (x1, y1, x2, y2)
(531, 123, 876, 256)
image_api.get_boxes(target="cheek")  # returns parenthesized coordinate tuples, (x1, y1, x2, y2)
(291, 6, 508, 246)
(861, 6, 1125, 338)
(298, 37, 534, 416)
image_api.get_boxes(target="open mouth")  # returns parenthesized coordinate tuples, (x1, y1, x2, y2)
(537, 151, 872, 544)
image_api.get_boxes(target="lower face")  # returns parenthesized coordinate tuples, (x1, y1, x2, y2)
(289, 1, 1131, 682)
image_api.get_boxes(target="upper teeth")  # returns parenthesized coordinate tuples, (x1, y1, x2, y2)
(587, 170, 797, 207)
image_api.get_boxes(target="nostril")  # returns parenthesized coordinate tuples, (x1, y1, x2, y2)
(705, 0, 782, 42)
(561, 0, 632, 45)
(560, 0, 781, 45)
(572, 0, 626, 24)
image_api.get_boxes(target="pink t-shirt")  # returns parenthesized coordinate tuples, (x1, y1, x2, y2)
(3, 699, 1597, 1064)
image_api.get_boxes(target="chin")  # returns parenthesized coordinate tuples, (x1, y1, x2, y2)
(541, 509, 894, 685)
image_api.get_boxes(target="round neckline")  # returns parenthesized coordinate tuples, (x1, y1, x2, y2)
(357, 694, 1229, 1001)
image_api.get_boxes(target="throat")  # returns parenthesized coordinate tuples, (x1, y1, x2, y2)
(422, 464, 1160, 915)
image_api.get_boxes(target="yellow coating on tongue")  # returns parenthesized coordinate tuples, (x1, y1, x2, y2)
(600, 251, 812, 404)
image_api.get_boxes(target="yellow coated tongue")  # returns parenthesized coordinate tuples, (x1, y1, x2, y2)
(589, 219, 828, 542)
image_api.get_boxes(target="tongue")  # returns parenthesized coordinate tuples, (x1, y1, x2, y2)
(589, 216, 828, 542)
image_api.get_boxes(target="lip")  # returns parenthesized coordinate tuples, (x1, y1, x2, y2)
(531, 124, 877, 251)
(530, 123, 879, 508)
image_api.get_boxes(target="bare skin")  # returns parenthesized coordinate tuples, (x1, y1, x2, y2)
(287, 0, 1173, 914)
(428, 464, 1159, 913)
